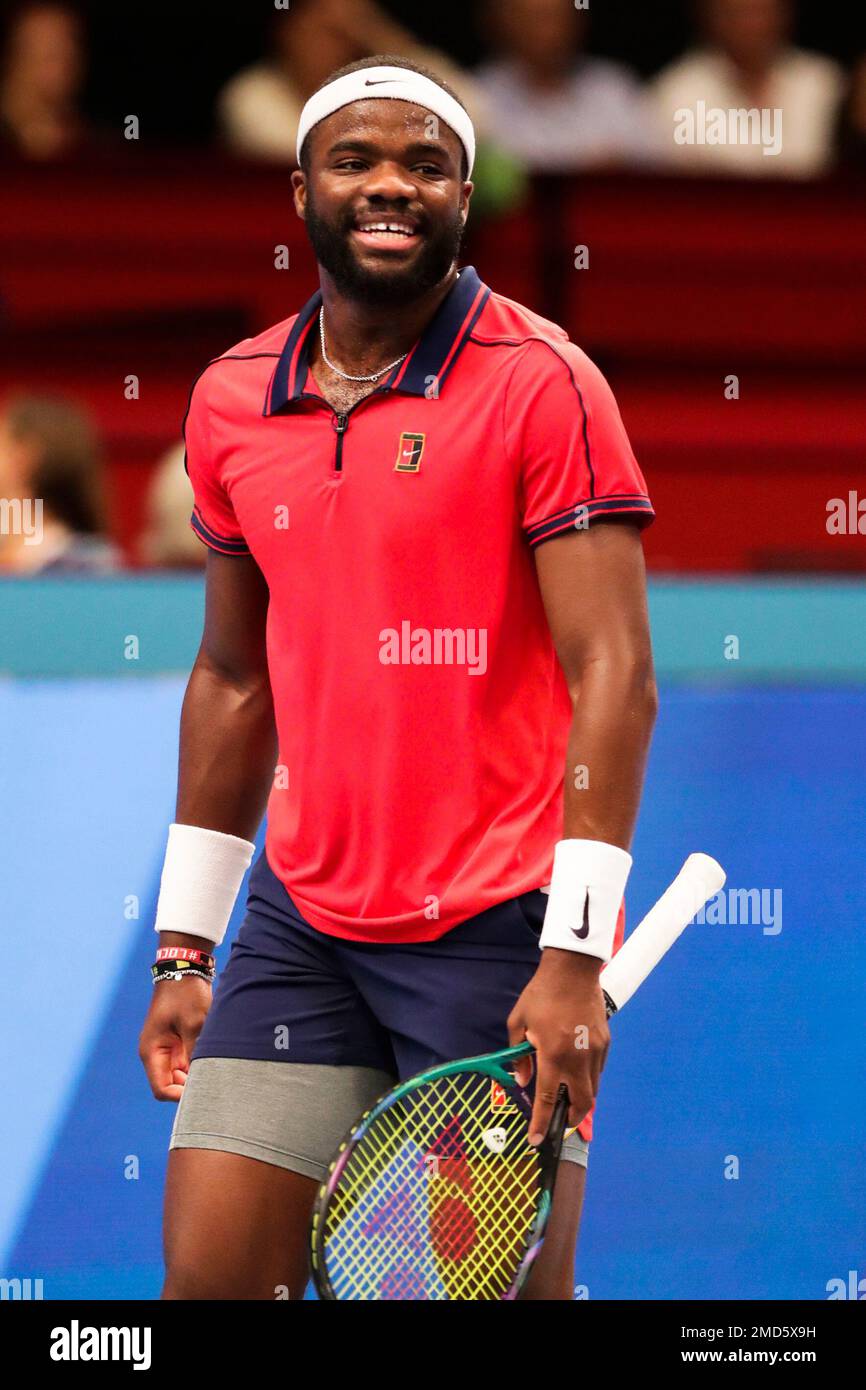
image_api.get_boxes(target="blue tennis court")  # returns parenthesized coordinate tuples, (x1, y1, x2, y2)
(1, 582, 864, 1299)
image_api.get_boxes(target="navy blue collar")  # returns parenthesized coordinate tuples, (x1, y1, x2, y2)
(263, 265, 489, 415)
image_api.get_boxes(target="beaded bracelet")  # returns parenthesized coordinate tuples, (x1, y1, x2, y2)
(151, 961, 215, 986)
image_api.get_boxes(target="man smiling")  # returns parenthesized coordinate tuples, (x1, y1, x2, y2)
(140, 55, 658, 1301)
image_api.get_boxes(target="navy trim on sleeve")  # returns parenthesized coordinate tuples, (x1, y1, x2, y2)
(190, 509, 251, 555)
(526, 495, 655, 547)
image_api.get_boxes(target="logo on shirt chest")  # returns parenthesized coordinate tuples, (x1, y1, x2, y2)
(394, 431, 425, 473)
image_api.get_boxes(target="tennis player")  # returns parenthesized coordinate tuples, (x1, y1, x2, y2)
(139, 55, 658, 1301)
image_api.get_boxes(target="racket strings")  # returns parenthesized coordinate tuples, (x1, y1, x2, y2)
(320, 1069, 544, 1299)
(325, 1135, 525, 1298)
(346, 1092, 530, 1299)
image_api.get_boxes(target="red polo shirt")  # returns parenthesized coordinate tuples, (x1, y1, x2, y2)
(185, 266, 654, 944)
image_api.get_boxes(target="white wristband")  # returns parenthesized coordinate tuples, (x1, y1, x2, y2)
(539, 838, 633, 963)
(153, 823, 256, 947)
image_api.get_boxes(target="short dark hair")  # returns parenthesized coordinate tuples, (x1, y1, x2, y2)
(298, 54, 470, 182)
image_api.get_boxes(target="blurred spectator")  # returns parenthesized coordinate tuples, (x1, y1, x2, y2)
(836, 54, 866, 168)
(650, 0, 846, 177)
(0, 395, 120, 574)
(139, 442, 203, 571)
(217, 0, 488, 163)
(473, 0, 661, 173)
(0, 1, 89, 159)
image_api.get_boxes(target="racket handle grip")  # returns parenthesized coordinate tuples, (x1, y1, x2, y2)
(601, 853, 726, 1011)
(547, 1083, 571, 1151)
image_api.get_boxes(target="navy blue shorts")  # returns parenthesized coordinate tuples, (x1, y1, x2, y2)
(193, 848, 548, 1080)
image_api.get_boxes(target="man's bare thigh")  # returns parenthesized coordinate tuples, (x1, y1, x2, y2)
(162, 1147, 319, 1300)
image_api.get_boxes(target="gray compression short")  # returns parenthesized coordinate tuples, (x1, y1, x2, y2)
(170, 1057, 590, 1181)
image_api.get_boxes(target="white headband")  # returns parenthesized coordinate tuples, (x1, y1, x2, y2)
(296, 64, 475, 178)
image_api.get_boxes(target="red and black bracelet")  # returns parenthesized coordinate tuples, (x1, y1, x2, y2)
(155, 946, 216, 969)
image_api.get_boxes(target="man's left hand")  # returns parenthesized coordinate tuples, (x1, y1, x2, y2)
(508, 948, 610, 1144)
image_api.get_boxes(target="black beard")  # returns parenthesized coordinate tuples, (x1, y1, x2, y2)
(303, 191, 465, 306)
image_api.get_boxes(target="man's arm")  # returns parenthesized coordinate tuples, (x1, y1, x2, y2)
(508, 523, 658, 1139)
(139, 551, 277, 1100)
(536, 521, 657, 848)
(176, 551, 276, 837)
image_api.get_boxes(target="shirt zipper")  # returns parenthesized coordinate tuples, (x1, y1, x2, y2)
(325, 385, 391, 474)
(331, 412, 349, 472)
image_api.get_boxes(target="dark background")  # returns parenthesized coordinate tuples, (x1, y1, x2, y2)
(10, 0, 865, 143)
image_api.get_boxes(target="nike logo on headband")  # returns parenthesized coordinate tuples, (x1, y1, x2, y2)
(364, 79, 401, 86)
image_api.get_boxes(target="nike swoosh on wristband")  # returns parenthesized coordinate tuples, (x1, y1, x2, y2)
(570, 901, 591, 940)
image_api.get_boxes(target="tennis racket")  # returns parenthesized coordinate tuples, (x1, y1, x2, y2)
(310, 852, 726, 1301)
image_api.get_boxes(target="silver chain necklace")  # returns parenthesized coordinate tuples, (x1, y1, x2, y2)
(318, 308, 409, 383)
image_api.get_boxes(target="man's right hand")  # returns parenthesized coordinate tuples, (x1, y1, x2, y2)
(138, 976, 212, 1101)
